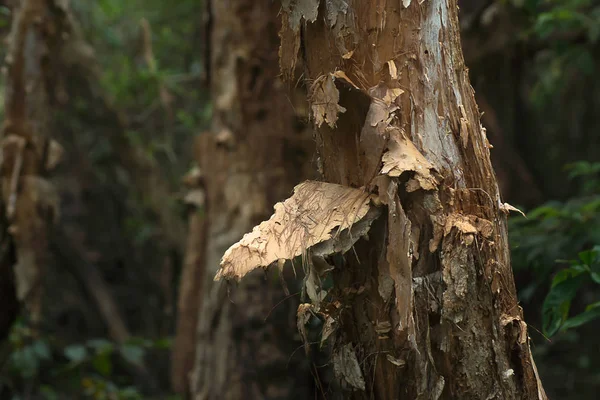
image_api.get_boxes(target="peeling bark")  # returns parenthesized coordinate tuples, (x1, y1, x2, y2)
(217, 0, 547, 399)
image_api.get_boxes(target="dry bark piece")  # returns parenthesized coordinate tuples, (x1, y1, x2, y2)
(310, 74, 347, 128)
(183, 189, 205, 208)
(297, 303, 314, 355)
(281, 0, 319, 30)
(387, 60, 398, 79)
(500, 202, 526, 217)
(332, 70, 359, 89)
(182, 166, 203, 188)
(325, 0, 349, 27)
(376, 177, 415, 339)
(320, 313, 337, 347)
(305, 264, 327, 307)
(215, 180, 379, 281)
(45, 140, 64, 171)
(443, 213, 494, 239)
(333, 343, 366, 391)
(382, 88, 404, 106)
(342, 50, 354, 59)
(380, 130, 437, 191)
(459, 104, 470, 148)
(386, 354, 406, 367)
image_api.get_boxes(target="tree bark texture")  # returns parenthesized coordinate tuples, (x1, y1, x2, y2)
(216, 1, 548, 399)
(1, 0, 66, 329)
(277, 1, 546, 399)
(177, 0, 314, 398)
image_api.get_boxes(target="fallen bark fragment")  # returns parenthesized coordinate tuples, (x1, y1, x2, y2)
(215, 181, 380, 281)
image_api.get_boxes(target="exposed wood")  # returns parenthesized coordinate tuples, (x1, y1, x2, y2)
(217, 0, 547, 398)
(291, 1, 546, 397)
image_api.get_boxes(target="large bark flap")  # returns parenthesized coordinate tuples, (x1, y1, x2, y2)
(215, 180, 380, 281)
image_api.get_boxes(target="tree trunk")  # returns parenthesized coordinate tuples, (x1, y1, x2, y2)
(1, 0, 66, 331)
(217, 1, 547, 399)
(172, 0, 314, 398)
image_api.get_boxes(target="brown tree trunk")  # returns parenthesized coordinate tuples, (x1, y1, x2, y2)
(171, 0, 314, 398)
(217, 1, 547, 399)
(1, 0, 65, 331)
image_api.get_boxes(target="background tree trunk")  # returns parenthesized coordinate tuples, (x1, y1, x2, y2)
(173, 0, 315, 398)
(218, 1, 547, 399)
(1, 0, 65, 332)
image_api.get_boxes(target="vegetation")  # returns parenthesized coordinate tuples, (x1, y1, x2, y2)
(0, 0, 598, 398)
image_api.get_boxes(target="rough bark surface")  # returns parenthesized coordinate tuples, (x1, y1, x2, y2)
(217, 1, 547, 399)
(180, 0, 314, 398)
(1, 0, 66, 328)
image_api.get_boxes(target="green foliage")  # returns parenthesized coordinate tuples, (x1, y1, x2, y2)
(67, 0, 210, 250)
(515, 0, 600, 105)
(511, 162, 600, 335)
(7, 325, 52, 380)
(542, 247, 600, 335)
(2, 2, 203, 397)
(3, 320, 172, 399)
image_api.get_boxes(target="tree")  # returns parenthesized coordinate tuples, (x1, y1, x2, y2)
(1, 0, 65, 333)
(172, 0, 314, 398)
(216, 1, 547, 398)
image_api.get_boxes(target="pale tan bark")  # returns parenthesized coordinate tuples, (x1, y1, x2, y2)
(217, 0, 547, 399)
(173, 0, 314, 398)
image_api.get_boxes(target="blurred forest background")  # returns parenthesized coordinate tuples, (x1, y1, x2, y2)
(0, 0, 599, 399)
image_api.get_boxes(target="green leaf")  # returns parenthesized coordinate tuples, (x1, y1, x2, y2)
(88, 338, 114, 354)
(125, 337, 152, 348)
(562, 302, 600, 331)
(92, 352, 113, 377)
(119, 387, 142, 400)
(527, 205, 560, 219)
(39, 386, 59, 400)
(119, 344, 145, 366)
(64, 344, 88, 363)
(578, 248, 598, 266)
(153, 337, 172, 349)
(32, 340, 51, 360)
(551, 266, 586, 287)
(543, 270, 588, 336)
(11, 347, 40, 378)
